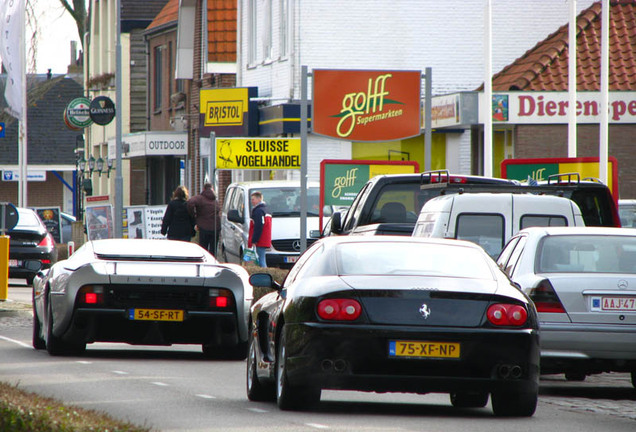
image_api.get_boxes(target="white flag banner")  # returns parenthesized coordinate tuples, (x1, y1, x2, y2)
(0, 0, 25, 120)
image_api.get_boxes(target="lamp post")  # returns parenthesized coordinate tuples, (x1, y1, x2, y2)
(106, 158, 114, 178)
(88, 156, 96, 176)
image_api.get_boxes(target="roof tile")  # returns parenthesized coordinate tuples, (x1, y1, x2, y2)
(491, 0, 636, 91)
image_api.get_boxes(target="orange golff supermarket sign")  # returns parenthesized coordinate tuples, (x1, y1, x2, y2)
(312, 69, 421, 141)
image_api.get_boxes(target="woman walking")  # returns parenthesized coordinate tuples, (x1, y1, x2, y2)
(161, 185, 195, 241)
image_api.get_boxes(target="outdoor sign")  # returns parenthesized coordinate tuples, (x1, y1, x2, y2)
(319, 159, 420, 227)
(501, 156, 619, 202)
(200, 87, 259, 137)
(481, 92, 636, 124)
(85, 204, 114, 240)
(89, 96, 116, 126)
(312, 69, 421, 141)
(431, 92, 479, 128)
(124, 205, 167, 239)
(34, 207, 62, 243)
(64, 97, 92, 130)
(109, 132, 187, 159)
(0, 122, 5, 138)
(215, 137, 301, 170)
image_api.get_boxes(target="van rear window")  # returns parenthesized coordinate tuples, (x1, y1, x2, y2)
(455, 213, 504, 259)
(520, 215, 567, 229)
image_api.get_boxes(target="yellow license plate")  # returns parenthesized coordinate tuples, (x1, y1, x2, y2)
(389, 340, 460, 359)
(128, 309, 184, 321)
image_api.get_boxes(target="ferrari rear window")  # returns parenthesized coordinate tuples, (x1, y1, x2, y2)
(336, 241, 494, 279)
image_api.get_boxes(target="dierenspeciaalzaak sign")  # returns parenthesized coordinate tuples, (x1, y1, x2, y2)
(312, 69, 421, 141)
(216, 138, 301, 170)
(481, 92, 636, 124)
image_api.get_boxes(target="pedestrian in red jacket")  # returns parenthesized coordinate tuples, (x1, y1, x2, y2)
(248, 191, 272, 267)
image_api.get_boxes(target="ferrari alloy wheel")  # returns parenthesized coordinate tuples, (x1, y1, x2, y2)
(491, 390, 537, 417)
(247, 332, 275, 401)
(275, 329, 320, 410)
(450, 391, 489, 408)
(631, 371, 636, 389)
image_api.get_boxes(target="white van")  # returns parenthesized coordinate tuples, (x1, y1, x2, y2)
(219, 180, 321, 268)
(412, 193, 585, 258)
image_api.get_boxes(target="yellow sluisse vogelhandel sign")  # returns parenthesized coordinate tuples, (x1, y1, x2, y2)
(216, 138, 301, 170)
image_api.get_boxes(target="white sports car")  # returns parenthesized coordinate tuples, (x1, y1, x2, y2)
(32, 239, 252, 358)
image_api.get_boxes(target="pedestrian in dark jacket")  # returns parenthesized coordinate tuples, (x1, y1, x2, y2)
(248, 191, 272, 267)
(187, 182, 221, 255)
(161, 186, 195, 241)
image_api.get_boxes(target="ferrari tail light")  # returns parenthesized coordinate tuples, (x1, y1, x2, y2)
(487, 304, 528, 326)
(78, 285, 105, 305)
(209, 288, 233, 308)
(317, 298, 361, 321)
(38, 234, 55, 248)
(529, 279, 566, 313)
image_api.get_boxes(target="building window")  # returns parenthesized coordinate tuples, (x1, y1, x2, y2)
(248, 0, 257, 64)
(279, 0, 289, 59)
(263, 0, 273, 61)
(154, 46, 163, 111)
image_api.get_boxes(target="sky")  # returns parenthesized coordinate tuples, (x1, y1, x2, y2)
(33, 1, 79, 74)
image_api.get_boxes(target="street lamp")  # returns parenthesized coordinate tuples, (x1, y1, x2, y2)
(96, 157, 104, 177)
(106, 158, 114, 178)
(88, 156, 95, 176)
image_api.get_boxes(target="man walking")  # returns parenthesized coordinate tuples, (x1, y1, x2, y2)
(187, 182, 221, 256)
(248, 191, 272, 267)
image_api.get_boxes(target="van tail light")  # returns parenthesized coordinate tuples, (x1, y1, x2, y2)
(487, 304, 528, 326)
(209, 288, 234, 308)
(78, 285, 105, 305)
(529, 279, 566, 313)
(317, 298, 362, 321)
(38, 234, 55, 248)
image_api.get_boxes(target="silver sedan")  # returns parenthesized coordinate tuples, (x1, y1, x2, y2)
(497, 226, 636, 386)
(32, 239, 252, 358)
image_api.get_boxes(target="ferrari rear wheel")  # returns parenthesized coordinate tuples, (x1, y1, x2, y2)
(491, 390, 537, 417)
(565, 371, 586, 382)
(450, 391, 489, 408)
(276, 330, 321, 410)
(631, 371, 636, 388)
(247, 333, 275, 401)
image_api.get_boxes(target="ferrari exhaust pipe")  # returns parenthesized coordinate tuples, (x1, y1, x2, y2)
(334, 359, 347, 372)
(321, 359, 334, 371)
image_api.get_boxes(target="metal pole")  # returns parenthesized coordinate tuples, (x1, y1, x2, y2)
(424, 67, 432, 172)
(300, 66, 308, 253)
(599, 0, 609, 185)
(483, 0, 493, 177)
(568, 0, 577, 157)
(114, 0, 124, 237)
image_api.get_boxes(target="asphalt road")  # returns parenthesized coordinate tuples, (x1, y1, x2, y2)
(2, 282, 636, 432)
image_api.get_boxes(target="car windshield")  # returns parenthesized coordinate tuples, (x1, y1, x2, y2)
(16, 210, 42, 228)
(336, 241, 494, 279)
(538, 235, 636, 273)
(257, 187, 320, 216)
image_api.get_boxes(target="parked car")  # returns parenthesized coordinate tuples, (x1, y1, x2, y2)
(247, 235, 540, 416)
(618, 199, 636, 228)
(32, 238, 252, 358)
(497, 226, 636, 387)
(412, 192, 585, 258)
(219, 180, 321, 268)
(8, 207, 57, 285)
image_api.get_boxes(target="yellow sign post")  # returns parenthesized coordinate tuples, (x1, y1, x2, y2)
(0, 235, 9, 301)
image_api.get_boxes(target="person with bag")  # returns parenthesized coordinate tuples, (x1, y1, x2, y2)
(161, 185, 195, 242)
(248, 191, 272, 267)
(187, 182, 221, 256)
